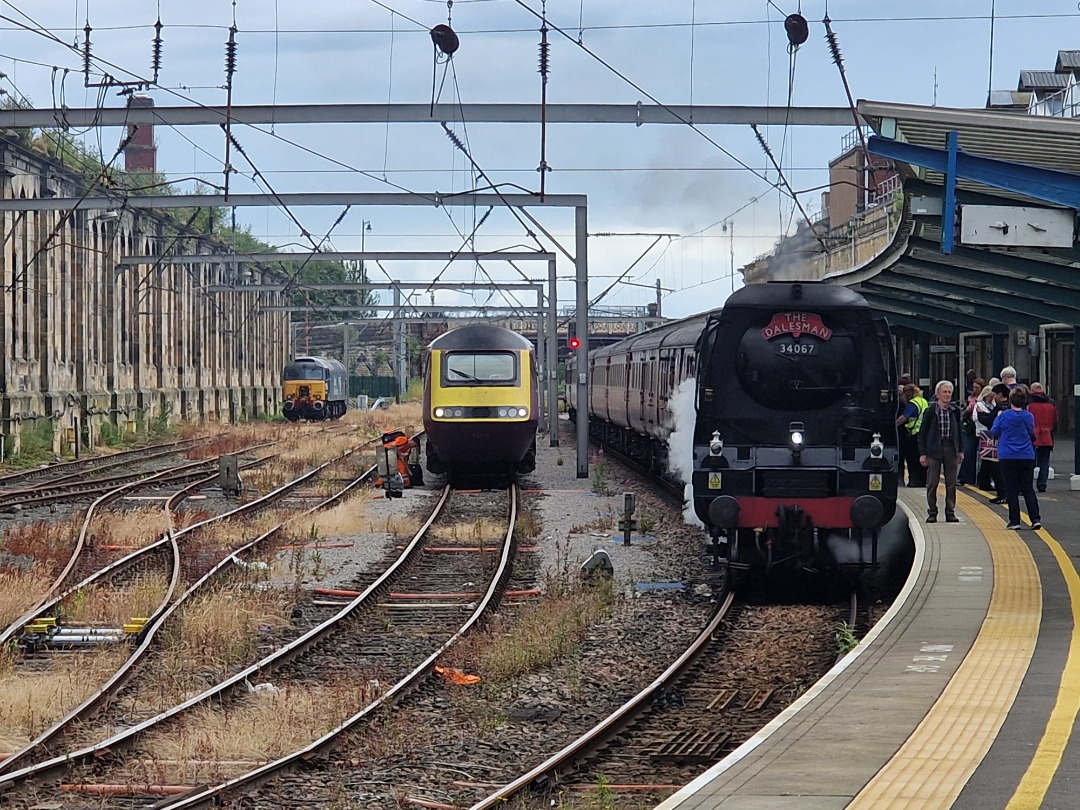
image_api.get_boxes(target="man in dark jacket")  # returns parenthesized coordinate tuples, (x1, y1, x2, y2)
(1028, 382, 1058, 492)
(919, 380, 965, 523)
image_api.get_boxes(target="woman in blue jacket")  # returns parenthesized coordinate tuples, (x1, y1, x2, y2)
(990, 387, 1042, 530)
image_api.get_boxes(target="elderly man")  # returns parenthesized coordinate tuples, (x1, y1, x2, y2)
(919, 380, 965, 523)
(1000, 366, 1019, 389)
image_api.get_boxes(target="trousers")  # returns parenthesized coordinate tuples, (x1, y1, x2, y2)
(926, 438, 959, 518)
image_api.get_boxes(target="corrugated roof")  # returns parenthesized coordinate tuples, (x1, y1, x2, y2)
(1018, 70, 1069, 91)
(1056, 50, 1080, 71)
(987, 90, 1032, 109)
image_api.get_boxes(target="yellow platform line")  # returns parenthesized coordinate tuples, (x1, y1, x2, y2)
(1006, 518, 1080, 809)
(849, 489, 1040, 809)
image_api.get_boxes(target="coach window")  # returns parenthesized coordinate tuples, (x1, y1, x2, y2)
(444, 352, 518, 385)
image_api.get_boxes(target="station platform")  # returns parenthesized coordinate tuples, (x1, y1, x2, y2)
(655, 441, 1080, 810)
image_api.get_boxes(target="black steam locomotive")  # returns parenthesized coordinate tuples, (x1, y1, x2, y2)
(570, 282, 899, 576)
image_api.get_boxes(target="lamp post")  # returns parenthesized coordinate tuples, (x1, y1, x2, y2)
(360, 220, 372, 280)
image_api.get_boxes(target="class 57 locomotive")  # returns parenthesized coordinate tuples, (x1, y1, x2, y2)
(692, 282, 899, 576)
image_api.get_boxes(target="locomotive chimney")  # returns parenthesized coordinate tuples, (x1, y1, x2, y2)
(123, 95, 157, 173)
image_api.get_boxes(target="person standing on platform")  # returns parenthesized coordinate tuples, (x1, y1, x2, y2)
(1000, 366, 1019, 389)
(1028, 382, 1058, 493)
(959, 376, 984, 485)
(990, 387, 1042, 531)
(896, 384, 927, 487)
(919, 380, 964, 524)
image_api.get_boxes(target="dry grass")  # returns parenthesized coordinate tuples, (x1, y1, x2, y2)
(303, 497, 370, 538)
(149, 580, 295, 702)
(90, 508, 174, 549)
(129, 674, 384, 784)
(430, 518, 507, 545)
(0, 567, 56, 630)
(0, 517, 80, 574)
(0, 645, 131, 750)
(444, 585, 614, 684)
(60, 573, 171, 627)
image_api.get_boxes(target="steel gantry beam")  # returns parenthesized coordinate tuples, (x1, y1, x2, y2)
(119, 251, 556, 266)
(0, 192, 587, 212)
(0, 103, 858, 129)
(206, 282, 545, 293)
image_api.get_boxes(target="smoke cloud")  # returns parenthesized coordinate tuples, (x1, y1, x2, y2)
(666, 377, 704, 527)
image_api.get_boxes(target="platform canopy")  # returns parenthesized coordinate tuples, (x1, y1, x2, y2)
(824, 100, 1080, 338)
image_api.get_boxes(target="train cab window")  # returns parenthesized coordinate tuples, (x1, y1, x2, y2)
(444, 351, 518, 385)
(283, 363, 326, 381)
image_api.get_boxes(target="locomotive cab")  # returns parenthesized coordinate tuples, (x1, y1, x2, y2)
(691, 283, 899, 575)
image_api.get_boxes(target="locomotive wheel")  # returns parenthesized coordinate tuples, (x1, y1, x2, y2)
(285, 412, 300, 422)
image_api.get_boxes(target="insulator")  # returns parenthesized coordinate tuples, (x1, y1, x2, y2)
(225, 25, 238, 81)
(784, 13, 809, 47)
(151, 19, 163, 81)
(443, 124, 466, 153)
(430, 24, 459, 56)
(823, 16, 843, 67)
(82, 22, 92, 77)
(538, 27, 550, 76)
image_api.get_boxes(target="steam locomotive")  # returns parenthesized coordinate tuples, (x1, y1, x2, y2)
(570, 282, 900, 576)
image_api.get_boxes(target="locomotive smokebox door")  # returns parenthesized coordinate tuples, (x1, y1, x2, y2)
(218, 454, 242, 498)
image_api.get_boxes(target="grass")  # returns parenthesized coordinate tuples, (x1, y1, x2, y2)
(57, 573, 171, 627)
(0, 644, 131, 750)
(129, 674, 385, 784)
(0, 567, 55, 630)
(836, 622, 859, 655)
(430, 517, 508, 545)
(0, 517, 80, 571)
(443, 583, 614, 684)
(89, 508, 174, 550)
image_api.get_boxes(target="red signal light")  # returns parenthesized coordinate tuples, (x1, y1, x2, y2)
(568, 336, 581, 350)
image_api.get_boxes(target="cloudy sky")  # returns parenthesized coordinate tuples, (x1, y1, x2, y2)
(1, 1, 1077, 318)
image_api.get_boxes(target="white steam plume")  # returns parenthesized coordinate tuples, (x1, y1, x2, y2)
(666, 377, 705, 527)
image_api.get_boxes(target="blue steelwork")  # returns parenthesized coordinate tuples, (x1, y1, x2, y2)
(868, 134, 1080, 210)
(942, 131, 959, 254)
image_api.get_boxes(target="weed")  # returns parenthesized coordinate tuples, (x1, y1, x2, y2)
(637, 511, 657, 534)
(836, 622, 859, 655)
(590, 463, 613, 496)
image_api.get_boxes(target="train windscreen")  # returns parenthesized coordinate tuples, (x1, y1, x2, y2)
(283, 363, 326, 381)
(443, 352, 518, 385)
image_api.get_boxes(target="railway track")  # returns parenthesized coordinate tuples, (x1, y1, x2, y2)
(0, 483, 521, 809)
(464, 592, 857, 809)
(0, 442, 377, 780)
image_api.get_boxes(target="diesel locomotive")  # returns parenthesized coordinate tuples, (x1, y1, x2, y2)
(570, 282, 900, 575)
(423, 324, 539, 481)
(281, 356, 349, 421)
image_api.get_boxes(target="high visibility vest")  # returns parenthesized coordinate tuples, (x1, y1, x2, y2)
(906, 396, 928, 434)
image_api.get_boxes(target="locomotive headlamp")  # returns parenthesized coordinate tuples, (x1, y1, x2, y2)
(434, 407, 446, 418)
(517, 407, 528, 417)
(789, 421, 805, 459)
(709, 431, 724, 456)
(870, 432, 884, 459)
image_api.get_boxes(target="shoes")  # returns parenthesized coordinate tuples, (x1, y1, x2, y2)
(991, 498, 1007, 505)
(1006, 523, 1023, 530)
(946, 516, 960, 523)
(1038, 487, 1047, 493)
(926, 515, 937, 524)
(1032, 521, 1043, 530)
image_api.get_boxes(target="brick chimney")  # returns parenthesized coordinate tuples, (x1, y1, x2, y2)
(124, 95, 156, 173)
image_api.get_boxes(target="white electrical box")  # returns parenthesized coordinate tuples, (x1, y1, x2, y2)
(960, 205, 1075, 248)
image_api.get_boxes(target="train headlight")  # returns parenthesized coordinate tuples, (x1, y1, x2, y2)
(789, 421, 805, 460)
(434, 407, 446, 418)
(870, 432, 884, 459)
(709, 430, 724, 457)
(516, 407, 528, 417)
(453, 408, 464, 418)
(497, 407, 508, 417)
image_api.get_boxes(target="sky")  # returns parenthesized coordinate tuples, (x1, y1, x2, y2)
(1, 1, 1078, 320)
